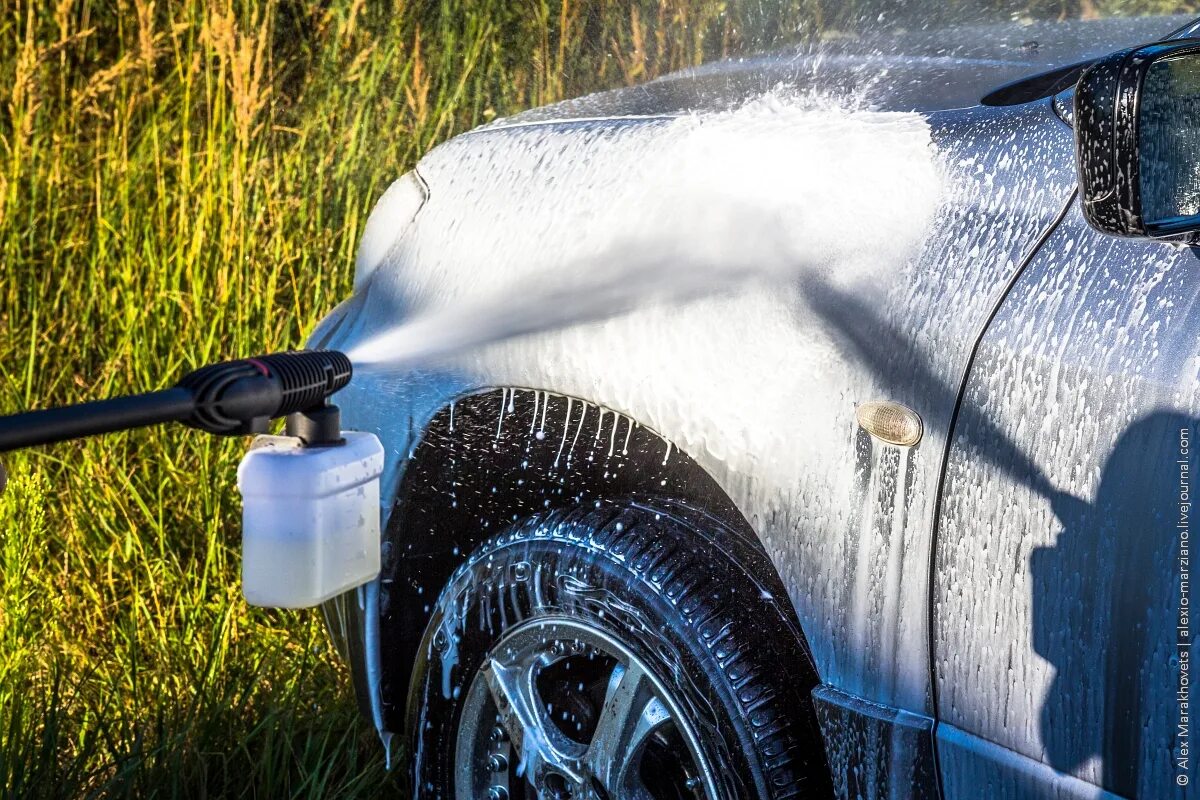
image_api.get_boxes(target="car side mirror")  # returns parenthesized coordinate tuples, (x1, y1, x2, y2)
(1076, 39, 1200, 240)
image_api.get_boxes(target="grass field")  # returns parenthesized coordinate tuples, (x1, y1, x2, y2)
(0, 0, 1192, 797)
(0, 1, 804, 795)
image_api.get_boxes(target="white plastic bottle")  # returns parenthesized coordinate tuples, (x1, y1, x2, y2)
(236, 431, 384, 608)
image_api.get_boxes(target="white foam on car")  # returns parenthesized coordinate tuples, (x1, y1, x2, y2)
(346, 91, 944, 371)
(320, 87, 1046, 745)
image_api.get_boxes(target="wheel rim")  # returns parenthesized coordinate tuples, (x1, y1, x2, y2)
(454, 617, 718, 800)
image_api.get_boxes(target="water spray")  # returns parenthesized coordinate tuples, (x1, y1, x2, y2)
(0, 350, 384, 609)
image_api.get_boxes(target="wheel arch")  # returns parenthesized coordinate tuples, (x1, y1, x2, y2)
(370, 387, 818, 736)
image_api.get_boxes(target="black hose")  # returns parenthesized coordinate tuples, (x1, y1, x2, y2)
(0, 388, 195, 452)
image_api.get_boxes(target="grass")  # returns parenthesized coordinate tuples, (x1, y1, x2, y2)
(0, 0, 1193, 797)
(0, 1, 805, 796)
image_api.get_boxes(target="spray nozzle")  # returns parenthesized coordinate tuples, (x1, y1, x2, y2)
(179, 351, 352, 437)
(0, 350, 352, 454)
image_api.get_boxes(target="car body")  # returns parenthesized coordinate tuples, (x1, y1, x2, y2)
(310, 13, 1200, 799)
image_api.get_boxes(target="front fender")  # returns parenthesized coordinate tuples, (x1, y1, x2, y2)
(313, 94, 1078, 745)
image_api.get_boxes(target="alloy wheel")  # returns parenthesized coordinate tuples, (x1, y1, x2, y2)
(454, 618, 717, 800)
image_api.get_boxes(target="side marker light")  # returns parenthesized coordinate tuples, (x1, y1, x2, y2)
(855, 401, 923, 447)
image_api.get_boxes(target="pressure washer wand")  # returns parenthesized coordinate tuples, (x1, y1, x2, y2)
(0, 350, 352, 454)
(0, 348, 382, 609)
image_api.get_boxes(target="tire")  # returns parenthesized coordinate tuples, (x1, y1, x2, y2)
(405, 498, 832, 800)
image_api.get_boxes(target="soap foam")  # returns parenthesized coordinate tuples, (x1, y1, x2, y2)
(346, 91, 943, 368)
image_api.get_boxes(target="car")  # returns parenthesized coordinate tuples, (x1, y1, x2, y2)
(309, 9, 1200, 799)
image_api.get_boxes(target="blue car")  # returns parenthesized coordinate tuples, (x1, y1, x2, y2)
(312, 8, 1200, 799)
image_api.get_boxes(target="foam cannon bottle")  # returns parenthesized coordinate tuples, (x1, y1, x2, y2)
(0, 351, 383, 609)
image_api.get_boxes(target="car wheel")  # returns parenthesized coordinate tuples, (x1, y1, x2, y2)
(406, 499, 831, 799)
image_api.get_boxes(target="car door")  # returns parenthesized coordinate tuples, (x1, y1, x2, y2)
(933, 179, 1200, 797)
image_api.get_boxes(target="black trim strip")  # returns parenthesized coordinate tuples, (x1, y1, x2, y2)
(813, 684, 939, 799)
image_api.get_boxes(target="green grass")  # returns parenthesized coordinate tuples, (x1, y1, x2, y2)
(0, 0, 1194, 797)
(0, 1, 793, 795)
